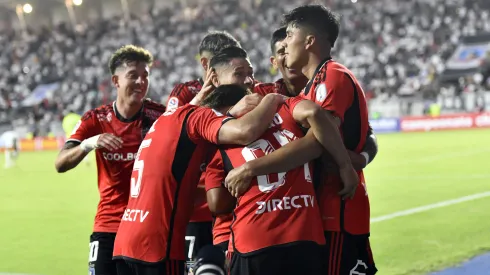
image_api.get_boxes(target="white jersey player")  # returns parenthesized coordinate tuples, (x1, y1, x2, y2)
(1, 130, 19, 169)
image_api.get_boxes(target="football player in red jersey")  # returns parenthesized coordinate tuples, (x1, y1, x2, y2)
(54, 45, 166, 275)
(113, 84, 286, 275)
(205, 94, 359, 275)
(281, 4, 378, 274)
(166, 31, 242, 111)
(164, 32, 245, 267)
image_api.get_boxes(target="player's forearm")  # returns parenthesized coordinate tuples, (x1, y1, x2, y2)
(230, 94, 280, 145)
(244, 131, 322, 177)
(308, 110, 352, 169)
(362, 126, 378, 165)
(55, 146, 89, 173)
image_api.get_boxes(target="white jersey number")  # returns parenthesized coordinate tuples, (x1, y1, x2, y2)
(241, 129, 311, 193)
(130, 138, 152, 198)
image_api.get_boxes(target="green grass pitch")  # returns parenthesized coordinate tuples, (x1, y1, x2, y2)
(1, 129, 489, 275)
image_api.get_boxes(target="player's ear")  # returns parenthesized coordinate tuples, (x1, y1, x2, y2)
(211, 74, 219, 87)
(200, 57, 209, 71)
(305, 35, 315, 50)
(111, 75, 119, 88)
(270, 56, 278, 69)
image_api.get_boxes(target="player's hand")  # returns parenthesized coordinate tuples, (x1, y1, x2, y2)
(348, 150, 367, 171)
(264, 92, 287, 105)
(338, 165, 359, 200)
(227, 93, 263, 118)
(190, 67, 216, 105)
(224, 163, 254, 198)
(95, 133, 124, 151)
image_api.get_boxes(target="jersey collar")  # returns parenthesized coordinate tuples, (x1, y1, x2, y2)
(113, 101, 143, 123)
(303, 56, 332, 96)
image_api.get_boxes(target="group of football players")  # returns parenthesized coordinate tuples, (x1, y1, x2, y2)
(55, 4, 379, 275)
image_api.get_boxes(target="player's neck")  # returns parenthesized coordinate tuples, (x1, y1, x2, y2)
(284, 78, 307, 96)
(115, 99, 143, 120)
(302, 52, 331, 80)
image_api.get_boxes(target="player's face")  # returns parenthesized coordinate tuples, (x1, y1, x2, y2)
(283, 25, 309, 70)
(215, 58, 255, 91)
(271, 40, 305, 81)
(114, 61, 150, 105)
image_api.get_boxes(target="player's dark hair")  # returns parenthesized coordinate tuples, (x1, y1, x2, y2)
(200, 84, 250, 109)
(270, 26, 287, 54)
(109, 45, 153, 75)
(198, 31, 242, 56)
(282, 4, 340, 48)
(209, 46, 248, 69)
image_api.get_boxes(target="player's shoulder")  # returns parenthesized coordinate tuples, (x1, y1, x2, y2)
(324, 60, 353, 76)
(82, 103, 113, 121)
(144, 99, 166, 113)
(172, 79, 202, 94)
(253, 82, 275, 95)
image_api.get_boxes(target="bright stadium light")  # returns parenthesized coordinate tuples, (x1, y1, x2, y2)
(23, 3, 33, 13)
(73, 0, 83, 6)
(351, 0, 358, 3)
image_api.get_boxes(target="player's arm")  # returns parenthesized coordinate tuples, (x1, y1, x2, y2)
(362, 124, 378, 165)
(54, 114, 123, 173)
(205, 153, 236, 215)
(217, 93, 285, 145)
(292, 99, 352, 170)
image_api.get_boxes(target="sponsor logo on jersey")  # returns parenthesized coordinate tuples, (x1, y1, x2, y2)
(102, 152, 136, 161)
(122, 208, 150, 222)
(255, 195, 315, 215)
(167, 97, 179, 110)
(315, 83, 327, 103)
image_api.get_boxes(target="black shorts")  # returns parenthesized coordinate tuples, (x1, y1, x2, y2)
(185, 221, 213, 266)
(230, 242, 322, 275)
(89, 232, 117, 275)
(115, 259, 184, 275)
(215, 241, 229, 253)
(323, 231, 377, 275)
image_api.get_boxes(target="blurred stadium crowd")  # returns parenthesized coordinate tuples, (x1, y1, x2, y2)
(0, 0, 490, 137)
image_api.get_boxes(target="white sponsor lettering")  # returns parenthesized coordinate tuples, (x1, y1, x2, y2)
(475, 113, 490, 127)
(255, 195, 315, 215)
(401, 116, 473, 131)
(268, 113, 284, 128)
(102, 152, 136, 161)
(121, 208, 150, 222)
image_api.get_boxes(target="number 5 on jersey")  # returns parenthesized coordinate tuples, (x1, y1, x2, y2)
(130, 139, 152, 198)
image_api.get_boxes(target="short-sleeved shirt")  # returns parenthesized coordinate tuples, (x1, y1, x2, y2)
(113, 104, 233, 263)
(299, 58, 370, 235)
(67, 101, 165, 233)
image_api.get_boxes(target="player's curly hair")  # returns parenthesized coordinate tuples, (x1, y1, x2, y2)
(200, 84, 250, 109)
(109, 45, 154, 75)
(282, 4, 340, 48)
(270, 26, 287, 54)
(209, 46, 248, 69)
(199, 31, 242, 56)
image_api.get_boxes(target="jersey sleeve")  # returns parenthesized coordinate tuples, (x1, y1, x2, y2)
(66, 111, 99, 144)
(186, 108, 234, 144)
(253, 83, 275, 96)
(317, 69, 354, 121)
(285, 96, 305, 116)
(204, 152, 226, 191)
(166, 83, 195, 111)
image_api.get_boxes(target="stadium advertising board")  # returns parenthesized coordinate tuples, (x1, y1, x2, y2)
(369, 118, 400, 133)
(401, 112, 490, 132)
